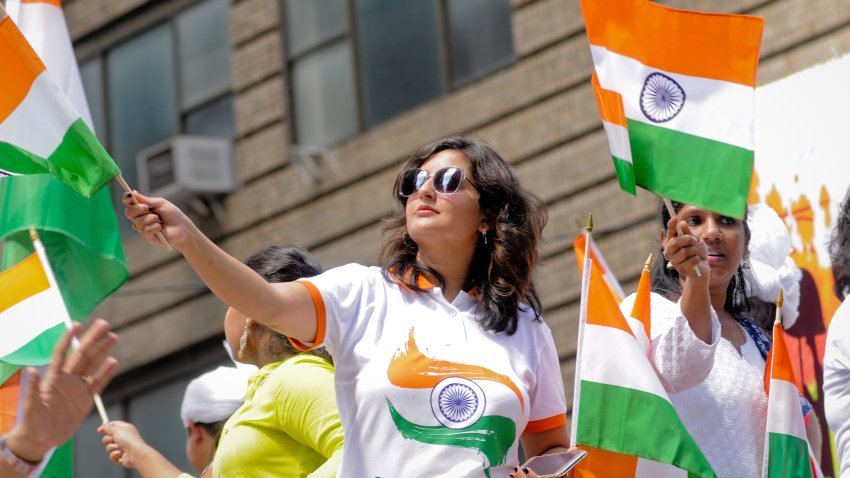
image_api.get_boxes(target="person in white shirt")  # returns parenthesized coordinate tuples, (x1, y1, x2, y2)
(618, 201, 815, 478)
(123, 137, 569, 478)
(825, 190, 850, 478)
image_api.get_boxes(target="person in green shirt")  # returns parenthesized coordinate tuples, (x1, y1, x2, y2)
(99, 246, 343, 478)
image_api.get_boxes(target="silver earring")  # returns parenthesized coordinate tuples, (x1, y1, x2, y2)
(237, 322, 249, 359)
(403, 231, 416, 248)
(481, 230, 488, 245)
(666, 260, 674, 270)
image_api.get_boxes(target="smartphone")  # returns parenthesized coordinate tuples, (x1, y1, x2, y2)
(521, 449, 588, 478)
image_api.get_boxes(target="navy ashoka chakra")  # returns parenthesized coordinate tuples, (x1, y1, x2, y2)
(640, 72, 686, 123)
(439, 383, 478, 422)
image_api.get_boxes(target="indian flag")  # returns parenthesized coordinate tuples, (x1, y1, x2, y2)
(571, 235, 715, 478)
(573, 231, 625, 302)
(763, 320, 817, 478)
(0, 250, 69, 361)
(581, 0, 764, 218)
(0, 2, 119, 198)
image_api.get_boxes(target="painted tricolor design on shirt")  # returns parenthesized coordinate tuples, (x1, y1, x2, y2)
(763, 321, 816, 478)
(581, 0, 764, 218)
(572, 236, 716, 478)
(386, 329, 518, 477)
(0, 2, 119, 197)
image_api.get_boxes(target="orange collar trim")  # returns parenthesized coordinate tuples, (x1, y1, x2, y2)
(389, 268, 436, 290)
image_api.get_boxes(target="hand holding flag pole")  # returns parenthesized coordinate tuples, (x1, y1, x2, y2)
(28, 229, 109, 424)
(663, 197, 702, 278)
(114, 175, 172, 251)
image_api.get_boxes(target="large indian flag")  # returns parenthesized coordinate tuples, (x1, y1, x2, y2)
(763, 320, 817, 478)
(0, 2, 119, 197)
(581, 0, 764, 218)
(571, 235, 715, 478)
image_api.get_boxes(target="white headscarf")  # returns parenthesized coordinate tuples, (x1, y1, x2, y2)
(180, 365, 254, 427)
(746, 204, 802, 329)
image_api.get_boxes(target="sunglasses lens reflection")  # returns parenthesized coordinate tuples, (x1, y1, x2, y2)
(399, 167, 466, 197)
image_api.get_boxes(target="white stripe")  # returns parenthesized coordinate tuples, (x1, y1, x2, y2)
(590, 45, 754, 150)
(581, 323, 670, 400)
(7, 0, 95, 130)
(601, 119, 633, 164)
(0, 287, 67, 358)
(0, 72, 79, 158)
(765, 379, 808, 440)
(626, 316, 650, 354)
(636, 457, 688, 478)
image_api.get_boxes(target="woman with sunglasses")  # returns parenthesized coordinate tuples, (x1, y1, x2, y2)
(124, 137, 568, 478)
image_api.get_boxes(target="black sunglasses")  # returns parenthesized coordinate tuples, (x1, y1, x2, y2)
(398, 167, 474, 197)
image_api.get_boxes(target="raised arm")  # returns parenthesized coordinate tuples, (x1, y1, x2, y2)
(662, 217, 712, 343)
(123, 192, 318, 343)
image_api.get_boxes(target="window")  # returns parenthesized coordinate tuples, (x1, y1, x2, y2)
(78, 0, 233, 227)
(284, 0, 515, 147)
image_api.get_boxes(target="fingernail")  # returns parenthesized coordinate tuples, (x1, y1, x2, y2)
(148, 206, 154, 212)
(523, 469, 530, 474)
(124, 192, 132, 198)
(514, 467, 519, 472)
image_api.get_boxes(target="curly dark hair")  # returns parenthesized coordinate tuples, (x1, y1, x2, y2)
(649, 200, 754, 320)
(380, 137, 547, 335)
(828, 190, 850, 301)
(243, 245, 332, 363)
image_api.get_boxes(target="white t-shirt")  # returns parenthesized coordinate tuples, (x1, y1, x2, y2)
(292, 264, 567, 478)
(825, 296, 850, 478)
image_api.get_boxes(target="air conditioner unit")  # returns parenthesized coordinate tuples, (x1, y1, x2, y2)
(136, 136, 237, 200)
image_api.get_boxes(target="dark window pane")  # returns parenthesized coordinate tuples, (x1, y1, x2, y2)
(291, 41, 358, 146)
(106, 23, 178, 190)
(186, 95, 235, 138)
(176, 0, 232, 109)
(447, 0, 515, 86)
(79, 58, 109, 144)
(355, 0, 444, 127)
(284, 0, 348, 56)
(128, 376, 194, 476)
(75, 404, 124, 477)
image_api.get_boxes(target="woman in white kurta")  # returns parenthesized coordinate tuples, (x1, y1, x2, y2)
(122, 137, 569, 478)
(825, 190, 850, 477)
(619, 201, 811, 478)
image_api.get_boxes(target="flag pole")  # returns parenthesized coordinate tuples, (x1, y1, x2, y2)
(662, 197, 701, 278)
(28, 229, 110, 424)
(570, 213, 593, 447)
(114, 174, 172, 251)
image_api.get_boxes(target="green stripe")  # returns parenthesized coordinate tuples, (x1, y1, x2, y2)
(612, 155, 636, 195)
(0, 118, 119, 198)
(627, 120, 752, 219)
(0, 174, 127, 366)
(767, 432, 813, 478)
(387, 398, 515, 471)
(577, 380, 716, 478)
(40, 439, 73, 478)
(0, 324, 66, 366)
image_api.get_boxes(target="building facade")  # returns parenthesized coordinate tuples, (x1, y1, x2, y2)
(63, 0, 850, 474)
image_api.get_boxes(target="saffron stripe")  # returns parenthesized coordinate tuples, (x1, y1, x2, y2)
(629, 119, 752, 218)
(0, 16, 46, 123)
(288, 280, 327, 351)
(593, 73, 628, 128)
(525, 413, 567, 433)
(576, 380, 716, 478)
(581, 0, 763, 86)
(0, 253, 49, 313)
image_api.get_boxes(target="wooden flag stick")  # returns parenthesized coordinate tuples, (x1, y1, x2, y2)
(663, 197, 702, 278)
(28, 229, 109, 424)
(115, 174, 172, 251)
